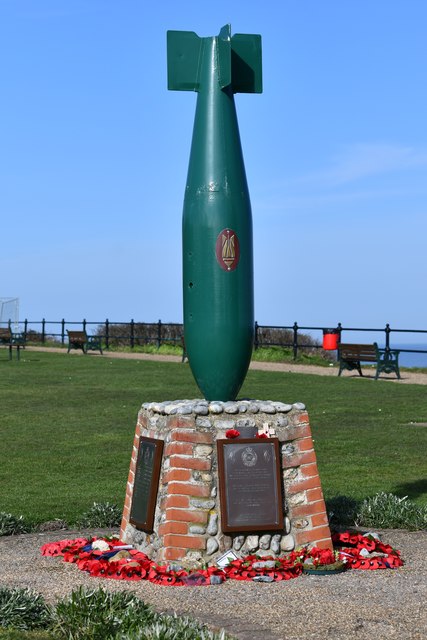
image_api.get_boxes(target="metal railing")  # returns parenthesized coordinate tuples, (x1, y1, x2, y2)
(13, 319, 183, 350)
(5, 318, 427, 361)
(253, 322, 427, 360)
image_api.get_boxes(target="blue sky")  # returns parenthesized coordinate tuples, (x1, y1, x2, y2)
(1, 1, 426, 342)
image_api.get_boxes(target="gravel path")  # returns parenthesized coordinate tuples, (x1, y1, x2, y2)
(0, 528, 426, 639)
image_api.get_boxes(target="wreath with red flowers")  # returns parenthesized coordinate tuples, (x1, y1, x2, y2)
(331, 531, 404, 570)
(41, 531, 403, 586)
(41, 537, 224, 586)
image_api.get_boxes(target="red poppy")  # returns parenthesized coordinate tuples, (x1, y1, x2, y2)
(40, 542, 62, 557)
(225, 429, 240, 439)
(359, 536, 376, 552)
(256, 433, 268, 439)
(76, 553, 96, 572)
(263, 570, 278, 580)
(307, 547, 336, 566)
(332, 531, 360, 547)
(90, 561, 108, 577)
(242, 569, 257, 580)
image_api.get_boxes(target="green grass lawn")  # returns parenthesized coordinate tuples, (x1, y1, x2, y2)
(1, 350, 426, 524)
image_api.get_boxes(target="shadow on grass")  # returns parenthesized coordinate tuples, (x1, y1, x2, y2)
(392, 479, 427, 502)
(325, 495, 360, 528)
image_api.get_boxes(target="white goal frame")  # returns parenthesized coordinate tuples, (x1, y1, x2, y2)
(0, 298, 19, 331)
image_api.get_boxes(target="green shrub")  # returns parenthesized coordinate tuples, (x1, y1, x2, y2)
(251, 345, 333, 366)
(53, 587, 156, 639)
(53, 588, 230, 640)
(0, 588, 52, 631)
(123, 615, 229, 639)
(0, 513, 33, 536)
(77, 502, 122, 528)
(356, 492, 427, 530)
(114, 344, 183, 357)
(95, 322, 183, 349)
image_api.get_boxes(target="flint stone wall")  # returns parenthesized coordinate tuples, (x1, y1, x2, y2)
(121, 399, 332, 567)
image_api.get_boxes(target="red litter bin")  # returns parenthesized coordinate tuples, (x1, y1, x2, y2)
(323, 329, 340, 350)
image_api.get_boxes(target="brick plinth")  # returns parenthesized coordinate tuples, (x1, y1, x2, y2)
(121, 399, 332, 566)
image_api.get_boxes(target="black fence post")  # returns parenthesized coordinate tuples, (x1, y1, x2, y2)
(336, 322, 342, 362)
(293, 322, 298, 360)
(157, 319, 162, 349)
(42, 319, 46, 343)
(105, 319, 109, 349)
(254, 321, 259, 350)
(24, 319, 28, 341)
(83, 318, 87, 333)
(61, 319, 65, 344)
(385, 323, 391, 351)
(130, 319, 135, 349)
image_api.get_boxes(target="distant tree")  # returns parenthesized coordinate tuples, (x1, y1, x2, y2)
(95, 322, 183, 347)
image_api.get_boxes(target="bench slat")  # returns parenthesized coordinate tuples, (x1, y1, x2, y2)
(339, 344, 377, 362)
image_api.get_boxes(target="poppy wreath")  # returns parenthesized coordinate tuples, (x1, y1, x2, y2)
(41, 537, 224, 586)
(221, 554, 303, 581)
(41, 531, 403, 586)
(331, 531, 404, 570)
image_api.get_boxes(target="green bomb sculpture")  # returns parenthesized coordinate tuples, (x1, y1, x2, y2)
(167, 25, 262, 401)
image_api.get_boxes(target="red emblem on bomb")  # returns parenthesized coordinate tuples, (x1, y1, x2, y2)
(215, 228, 240, 271)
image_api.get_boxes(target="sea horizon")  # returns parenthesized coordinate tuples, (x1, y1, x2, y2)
(377, 343, 427, 369)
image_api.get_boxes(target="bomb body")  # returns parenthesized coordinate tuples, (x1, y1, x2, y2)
(168, 25, 262, 401)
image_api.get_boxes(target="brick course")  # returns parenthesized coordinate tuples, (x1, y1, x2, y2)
(282, 450, 317, 468)
(294, 525, 332, 546)
(167, 481, 211, 498)
(164, 442, 194, 456)
(162, 468, 192, 483)
(166, 508, 209, 524)
(162, 495, 190, 509)
(171, 429, 214, 445)
(163, 534, 206, 550)
(169, 455, 212, 471)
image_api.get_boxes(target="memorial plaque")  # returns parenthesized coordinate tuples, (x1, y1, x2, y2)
(130, 436, 163, 532)
(217, 438, 284, 532)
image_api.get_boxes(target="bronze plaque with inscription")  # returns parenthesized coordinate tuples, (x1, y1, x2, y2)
(217, 438, 284, 532)
(130, 436, 163, 532)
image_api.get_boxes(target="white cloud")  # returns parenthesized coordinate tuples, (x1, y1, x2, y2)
(250, 142, 427, 218)
(298, 143, 427, 187)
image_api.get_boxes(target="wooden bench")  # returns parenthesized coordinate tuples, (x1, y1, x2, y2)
(338, 343, 400, 379)
(67, 330, 103, 355)
(0, 327, 26, 360)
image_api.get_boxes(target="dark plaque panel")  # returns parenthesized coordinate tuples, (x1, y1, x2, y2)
(217, 438, 284, 533)
(130, 436, 164, 532)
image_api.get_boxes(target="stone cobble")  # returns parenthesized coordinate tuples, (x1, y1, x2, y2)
(142, 399, 304, 416)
